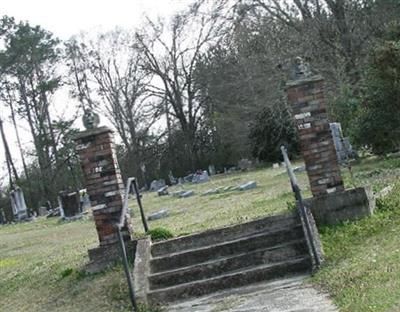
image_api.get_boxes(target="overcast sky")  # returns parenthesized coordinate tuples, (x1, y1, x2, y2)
(2, 0, 188, 39)
(0, 0, 189, 182)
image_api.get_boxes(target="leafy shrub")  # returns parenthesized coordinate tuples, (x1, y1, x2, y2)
(60, 268, 74, 279)
(146, 227, 173, 241)
(249, 105, 300, 162)
(328, 84, 359, 136)
(351, 31, 400, 154)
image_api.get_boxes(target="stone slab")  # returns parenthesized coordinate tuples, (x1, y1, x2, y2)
(304, 187, 375, 225)
(72, 126, 113, 140)
(238, 181, 257, 191)
(133, 237, 152, 305)
(180, 190, 194, 198)
(157, 186, 169, 196)
(148, 210, 169, 221)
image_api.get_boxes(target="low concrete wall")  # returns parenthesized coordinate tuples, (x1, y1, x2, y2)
(304, 187, 375, 226)
(85, 240, 136, 273)
(133, 237, 152, 305)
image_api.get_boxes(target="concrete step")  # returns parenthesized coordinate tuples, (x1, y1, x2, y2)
(147, 257, 311, 304)
(151, 212, 298, 257)
(150, 225, 304, 273)
(149, 239, 308, 289)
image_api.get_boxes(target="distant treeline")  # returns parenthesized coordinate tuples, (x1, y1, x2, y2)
(0, 0, 399, 212)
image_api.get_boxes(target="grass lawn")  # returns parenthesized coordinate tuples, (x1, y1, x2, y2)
(312, 156, 400, 312)
(0, 155, 399, 311)
(132, 163, 310, 236)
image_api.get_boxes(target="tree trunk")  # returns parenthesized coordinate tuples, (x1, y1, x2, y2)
(0, 118, 19, 187)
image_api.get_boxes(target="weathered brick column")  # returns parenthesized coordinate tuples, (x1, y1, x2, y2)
(74, 126, 132, 249)
(283, 59, 374, 225)
(285, 75, 344, 197)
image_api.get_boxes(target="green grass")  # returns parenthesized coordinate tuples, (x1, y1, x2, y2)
(0, 217, 134, 312)
(146, 227, 174, 241)
(312, 182, 400, 311)
(1, 155, 400, 311)
(131, 164, 309, 236)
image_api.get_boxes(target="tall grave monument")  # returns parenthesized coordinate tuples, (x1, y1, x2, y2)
(10, 187, 28, 221)
(285, 58, 374, 224)
(73, 110, 133, 271)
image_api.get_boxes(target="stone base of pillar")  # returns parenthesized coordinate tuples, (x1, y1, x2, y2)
(303, 187, 375, 226)
(85, 240, 137, 273)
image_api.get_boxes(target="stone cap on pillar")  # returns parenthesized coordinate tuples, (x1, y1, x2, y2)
(285, 75, 324, 88)
(285, 56, 324, 88)
(72, 126, 113, 141)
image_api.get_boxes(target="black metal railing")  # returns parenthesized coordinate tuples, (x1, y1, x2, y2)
(280, 146, 321, 268)
(116, 177, 151, 311)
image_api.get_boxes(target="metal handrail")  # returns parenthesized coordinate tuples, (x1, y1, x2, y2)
(281, 146, 321, 268)
(115, 177, 136, 312)
(115, 177, 150, 312)
(132, 178, 149, 232)
(116, 177, 135, 229)
(117, 177, 149, 232)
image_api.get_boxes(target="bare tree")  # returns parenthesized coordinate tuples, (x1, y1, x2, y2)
(135, 1, 228, 169)
(66, 29, 158, 181)
(250, 0, 400, 86)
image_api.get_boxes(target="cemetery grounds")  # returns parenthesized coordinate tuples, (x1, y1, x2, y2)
(1, 155, 400, 312)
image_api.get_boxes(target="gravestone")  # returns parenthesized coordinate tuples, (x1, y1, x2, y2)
(285, 59, 344, 197)
(157, 186, 169, 196)
(171, 190, 186, 197)
(202, 187, 223, 196)
(10, 187, 28, 221)
(180, 190, 194, 198)
(208, 165, 216, 176)
(38, 206, 48, 216)
(168, 171, 177, 185)
(293, 165, 306, 173)
(329, 122, 356, 163)
(183, 174, 195, 183)
(58, 190, 81, 220)
(79, 190, 91, 211)
(238, 181, 257, 191)
(150, 179, 166, 192)
(192, 171, 209, 183)
(73, 124, 133, 271)
(147, 209, 169, 221)
(238, 159, 253, 171)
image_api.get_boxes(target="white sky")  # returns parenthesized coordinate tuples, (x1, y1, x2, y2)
(0, 0, 189, 183)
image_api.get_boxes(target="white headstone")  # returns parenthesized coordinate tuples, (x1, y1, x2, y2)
(10, 187, 28, 221)
(150, 179, 166, 191)
(330, 122, 355, 163)
(208, 165, 216, 176)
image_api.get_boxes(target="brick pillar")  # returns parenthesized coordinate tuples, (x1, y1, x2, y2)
(285, 75, 344, 197)
(73, 127, 131, 247)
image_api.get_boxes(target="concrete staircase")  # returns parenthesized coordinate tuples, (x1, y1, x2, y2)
(134, 212, 313, 305)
